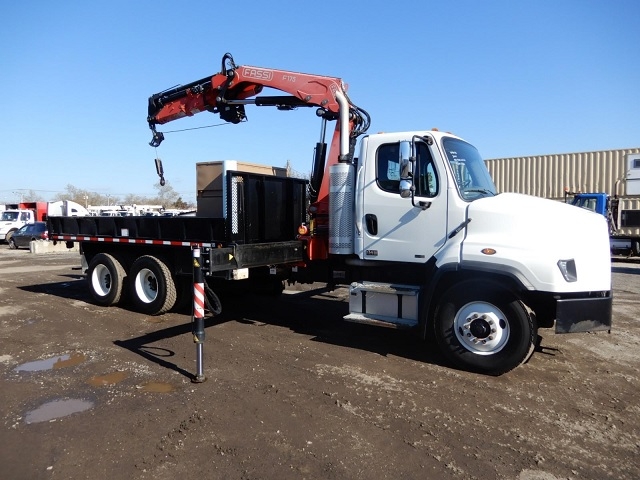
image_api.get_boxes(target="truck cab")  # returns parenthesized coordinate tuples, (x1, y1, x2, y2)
(350, 131, 610, 294)
(570, 192, 609, 217)
(338, 130, 612, 373)
(353, 131, 493, 263)
(0, 209, 36, 242)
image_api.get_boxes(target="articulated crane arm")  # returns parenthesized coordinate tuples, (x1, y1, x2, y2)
(148, 53, 369, 203)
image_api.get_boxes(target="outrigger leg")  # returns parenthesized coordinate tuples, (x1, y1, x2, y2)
(192, 247, 206, 383)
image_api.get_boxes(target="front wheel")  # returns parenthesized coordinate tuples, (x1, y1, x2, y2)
(433, 280, 536, 375)
(8, 237, 18, 250)
(129, 255, 176, 315)
(5, 229, 17, 244)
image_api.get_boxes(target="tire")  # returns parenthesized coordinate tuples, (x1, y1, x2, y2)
(8, 238, 18, 250)
(433, 280, 537, 375)
(87, 253, 126, 306)
(5, 229, 17, 244)
(129, 255, 177, 315)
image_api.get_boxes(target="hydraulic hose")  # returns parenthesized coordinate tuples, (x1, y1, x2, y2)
(203, 281, 222, 315)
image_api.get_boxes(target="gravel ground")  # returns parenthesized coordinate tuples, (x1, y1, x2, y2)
(0, 247, 638, 480)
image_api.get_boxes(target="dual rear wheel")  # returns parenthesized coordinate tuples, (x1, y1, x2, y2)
(86, 254, 177, 315)
(87, 253, 126, 306)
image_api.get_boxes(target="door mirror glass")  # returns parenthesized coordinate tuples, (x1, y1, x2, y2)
(399, 141, 413, 198)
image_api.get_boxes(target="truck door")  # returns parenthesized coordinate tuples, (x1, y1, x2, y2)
(357, 137, 449, 263)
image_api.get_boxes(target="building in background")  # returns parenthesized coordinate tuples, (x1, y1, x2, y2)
(485, 147, 640, 247)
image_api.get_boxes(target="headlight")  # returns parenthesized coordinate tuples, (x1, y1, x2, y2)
(557, 259, 577, 282)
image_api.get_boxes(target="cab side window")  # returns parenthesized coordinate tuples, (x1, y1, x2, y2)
(376, 143, 401, 193)
(376, 142, 438, 197)
(414, 143, 438, 198)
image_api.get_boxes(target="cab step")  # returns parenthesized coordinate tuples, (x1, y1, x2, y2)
(345, 282, 420, 329)
(343, 312, 418, 329)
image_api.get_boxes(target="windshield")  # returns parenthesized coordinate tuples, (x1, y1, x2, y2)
(1, 211, 19, 221)
(442, 137, 497, 201)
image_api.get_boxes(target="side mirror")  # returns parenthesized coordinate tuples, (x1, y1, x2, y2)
(399, 141, 413, 198)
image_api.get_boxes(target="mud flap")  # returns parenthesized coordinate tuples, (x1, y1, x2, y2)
(555, 296, 612, 333)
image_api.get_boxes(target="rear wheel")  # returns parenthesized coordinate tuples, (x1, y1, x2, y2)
(87, 253, 126, 306)
(129, 255, 176, 315)
(433, 280, 536, 375)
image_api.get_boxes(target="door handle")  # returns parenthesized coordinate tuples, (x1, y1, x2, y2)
(365, 214, 378, 235)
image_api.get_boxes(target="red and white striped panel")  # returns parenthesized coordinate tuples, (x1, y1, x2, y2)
(193, 282, 205, 319)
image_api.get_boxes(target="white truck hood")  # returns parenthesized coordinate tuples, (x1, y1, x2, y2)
(461, 193, 611, 293)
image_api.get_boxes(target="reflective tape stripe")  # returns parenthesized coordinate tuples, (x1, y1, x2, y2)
(193, 282, 205, 318)
(51, 234, 210, 248)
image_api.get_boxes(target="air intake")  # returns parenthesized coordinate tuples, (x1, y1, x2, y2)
(329, 163, 354, 254)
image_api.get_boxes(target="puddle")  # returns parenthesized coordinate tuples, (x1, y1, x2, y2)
(145, 317, 166, 324)
(139, 382, 174, 393)
(25, 398, 94, 424)
(87, 371, 128, 387)
(14, 353, 86, 372)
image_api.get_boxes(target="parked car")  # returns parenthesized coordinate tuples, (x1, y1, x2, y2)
(8, 222, 48, 249)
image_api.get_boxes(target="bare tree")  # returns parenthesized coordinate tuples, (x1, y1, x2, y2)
(153, 181, 180, 208)
(49, 183, 193, 210)
(54, 185, 91, 206)
(11, 189, 48, 202)
(122, 193, 154, 205)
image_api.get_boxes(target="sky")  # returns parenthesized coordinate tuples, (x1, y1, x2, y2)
(1, 0, 638, 205)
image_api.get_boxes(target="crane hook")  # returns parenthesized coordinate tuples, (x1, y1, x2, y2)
(155, 158, 166, 186)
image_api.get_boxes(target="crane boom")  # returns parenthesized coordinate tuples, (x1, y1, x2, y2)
(147, 52, 370, 208)
(148, 53, 367, 146)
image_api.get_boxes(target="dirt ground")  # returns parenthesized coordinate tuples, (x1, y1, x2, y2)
(0, 246, 638, 480)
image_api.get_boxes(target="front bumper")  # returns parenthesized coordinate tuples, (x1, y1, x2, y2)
(555, 295, 612, 333)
